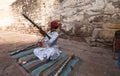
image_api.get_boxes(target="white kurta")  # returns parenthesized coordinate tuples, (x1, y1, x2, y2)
(33, 31, 61, 61)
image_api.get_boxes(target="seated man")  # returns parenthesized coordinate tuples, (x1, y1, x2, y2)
(33, 20, 62, 61)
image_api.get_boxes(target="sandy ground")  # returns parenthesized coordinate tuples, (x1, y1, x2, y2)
(0, 32, 120, 76)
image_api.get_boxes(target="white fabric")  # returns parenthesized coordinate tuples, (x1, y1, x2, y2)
(33, 31, 61, 61)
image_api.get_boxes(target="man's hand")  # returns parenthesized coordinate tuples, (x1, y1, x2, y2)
(37, 41, 43, 47)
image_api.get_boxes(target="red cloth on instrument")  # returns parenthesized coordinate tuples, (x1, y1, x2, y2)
(37, 42, 43, 47)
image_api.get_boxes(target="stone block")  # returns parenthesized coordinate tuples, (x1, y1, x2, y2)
(102, 21, 120, 29)
(99, 29, 119, 42)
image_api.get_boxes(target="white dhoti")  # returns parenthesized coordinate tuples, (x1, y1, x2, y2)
(33, 31, 61, 61)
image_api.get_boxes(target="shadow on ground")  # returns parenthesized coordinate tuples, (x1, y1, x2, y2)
(0, 32, 120, 76)
(0, 42, 36, 76)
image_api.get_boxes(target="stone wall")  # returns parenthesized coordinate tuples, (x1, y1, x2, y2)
(51, 0, 120, 42)
(0, 0, 120, 42)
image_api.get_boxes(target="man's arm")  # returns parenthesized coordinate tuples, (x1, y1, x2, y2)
(47, 32, 59, 47)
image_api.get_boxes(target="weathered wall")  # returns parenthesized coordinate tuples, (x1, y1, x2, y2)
(0, 0, 120, 42)
(51, 0, 120, 42)
(0, 0, 16, 27)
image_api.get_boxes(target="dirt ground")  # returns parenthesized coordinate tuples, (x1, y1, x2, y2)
(0, 32, 120, 76)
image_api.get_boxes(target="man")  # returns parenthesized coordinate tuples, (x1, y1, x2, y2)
(113, 30, 120, 69)
(33, 20, 62, 61)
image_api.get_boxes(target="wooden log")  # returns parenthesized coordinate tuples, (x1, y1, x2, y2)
(40, 56, 68, 76)
(54, 55, 74, 76)
(10, 44, 37, 56)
